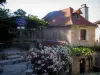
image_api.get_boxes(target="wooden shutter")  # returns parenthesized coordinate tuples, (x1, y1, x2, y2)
(80, 29, 86, 40)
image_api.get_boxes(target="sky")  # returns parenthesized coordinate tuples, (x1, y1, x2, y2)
(0, 0, 100, 39)
(2, 0, 100, 22)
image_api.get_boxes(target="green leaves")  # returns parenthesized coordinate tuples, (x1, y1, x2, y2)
(27, 14, 49, 29)
(71, 47, 94, 56)
(13, 9, 26, 16)
(0, 8, 10, 19)
(0, 7, 49, 29)
(0, 0, 6, 5)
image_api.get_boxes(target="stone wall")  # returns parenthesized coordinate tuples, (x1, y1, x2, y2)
(71, 25, 96, 46)
(43, 26, 71, 43)
(72, 55, 95, 74)
(43, 25, 96, 46)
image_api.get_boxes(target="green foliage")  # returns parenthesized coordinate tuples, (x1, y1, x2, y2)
(0, 8, 10, 19)
(27, 15, 49, 29)
(80, 72, 100, 75)
(13, 9, 26, 16)
(71, 45, 100, 56)
(0, 8, 16, 42)
(0, 0, 6, 5)
(90, 45, 100, 52)
(0, 7, 49, 42)
(0, 8, 48, 29)
(71, 46, 94, 56)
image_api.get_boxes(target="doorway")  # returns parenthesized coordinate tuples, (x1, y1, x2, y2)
(80, 58, 85, 74)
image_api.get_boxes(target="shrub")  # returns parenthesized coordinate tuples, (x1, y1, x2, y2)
(80, 72, 100, 75)
(27, 44, 72, 75)
(71, 46, 94, 56)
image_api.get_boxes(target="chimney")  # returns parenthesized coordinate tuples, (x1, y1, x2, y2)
(80, 4, 89, 20)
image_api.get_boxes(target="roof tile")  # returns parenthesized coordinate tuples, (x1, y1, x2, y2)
(43, 7, 97, 26)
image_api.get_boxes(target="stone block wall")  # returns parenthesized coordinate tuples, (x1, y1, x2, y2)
(71, 25, 96, 46)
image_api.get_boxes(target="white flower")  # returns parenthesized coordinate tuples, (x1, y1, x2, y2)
(53, 68, 57, 71)
(26, 55, 32, 60)
(62, 61, 65, 64)
(41, 50, 45, 54)
(41, 64, 45, 66)
(41, 56, 45, 58)
(32, 52, 37, 56)
(37, 60, 41, 64)
(33, 54, 37, 57)
(35, 67, 38, 70)
(43, 69, 47, 72)
(43, 73, 48, 75)
(47, 65, 54, 68)
(37, 67, 41, 70)
(28, 43, 72, 74)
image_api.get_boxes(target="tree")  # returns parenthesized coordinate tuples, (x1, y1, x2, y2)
(13, 9, 26, 16)
(0, 8, 10, 19)
(0, 0, 6, 5)
(26, 14, 49, 40)
(0, 8, 48, 43)
(0, 8, 16, 43)
(27, 14, 49, 29)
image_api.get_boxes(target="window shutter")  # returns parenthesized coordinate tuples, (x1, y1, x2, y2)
(80, 29, 86, 40)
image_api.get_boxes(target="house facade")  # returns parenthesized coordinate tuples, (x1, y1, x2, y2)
(43, 4, 97, 46)
(43, 4, 97, 74)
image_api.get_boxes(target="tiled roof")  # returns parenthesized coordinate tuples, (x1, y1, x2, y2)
(43, 7, 97, 26)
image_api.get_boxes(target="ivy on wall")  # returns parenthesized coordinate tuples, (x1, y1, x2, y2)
(71, 46, 95, 56)
(71, 45, 100, 56)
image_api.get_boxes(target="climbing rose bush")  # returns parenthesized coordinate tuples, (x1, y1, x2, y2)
(28, 45, 72, 75)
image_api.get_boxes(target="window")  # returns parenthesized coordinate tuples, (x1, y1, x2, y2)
(53, 32, 57, 40)
(17, 26, 25, 29)
(76, 14, 80, 19)
(80, 29, 87, 40)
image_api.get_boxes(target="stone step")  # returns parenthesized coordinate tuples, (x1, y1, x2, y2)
(0, 58, 26, 65)
(7, 55, 21, 59)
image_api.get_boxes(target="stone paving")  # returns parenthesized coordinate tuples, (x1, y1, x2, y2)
(0, 62, 27, 75)
(0, 48, 28, 75)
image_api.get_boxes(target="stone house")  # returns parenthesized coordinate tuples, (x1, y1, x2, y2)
(43, 4, 97, 46)
(43, 4, 97, 74)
